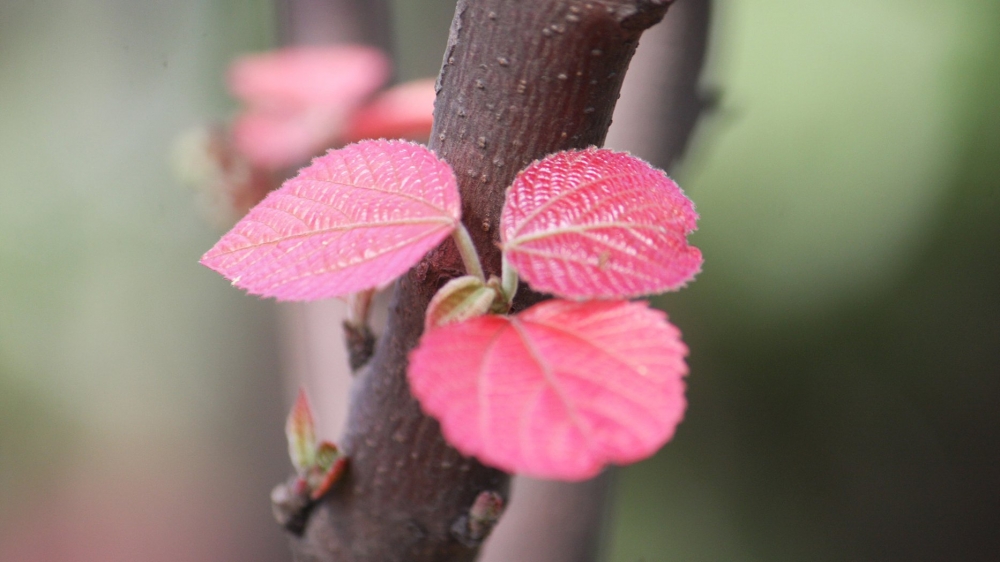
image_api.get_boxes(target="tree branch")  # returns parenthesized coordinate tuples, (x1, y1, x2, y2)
(289, 1, 673, 560)
(479, 2, 712, 560)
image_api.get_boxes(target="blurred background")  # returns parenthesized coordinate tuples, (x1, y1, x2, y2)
(1, 0, 997, 561)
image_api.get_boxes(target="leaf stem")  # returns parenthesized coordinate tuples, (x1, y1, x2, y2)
(345, 289, 375, 329)
(501, 254, 518, 305)
(452, 223, 485, 282)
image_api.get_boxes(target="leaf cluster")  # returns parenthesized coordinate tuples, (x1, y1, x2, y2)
(202, 139, 702, 480)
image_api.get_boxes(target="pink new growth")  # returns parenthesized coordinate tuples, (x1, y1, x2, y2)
(201, 137, 704, 482)
(501, 148, 702, 299)
(200, 140, 461, 301)
(228, 46, 436, 171)
(408, 300, 688, 480)
(287, 389, 317, 472)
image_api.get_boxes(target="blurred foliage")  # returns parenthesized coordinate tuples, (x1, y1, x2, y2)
(0, 1, 291, 560)
(611, 1, 1000, 561)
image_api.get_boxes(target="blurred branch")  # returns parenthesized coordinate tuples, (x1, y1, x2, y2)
(605, 0, 711, 169)
(277, 0, 392, 51)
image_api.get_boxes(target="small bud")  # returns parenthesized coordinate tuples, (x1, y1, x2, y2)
(451, 490, 506, 547)
(425, 275, 503, 331)
(343, 320, 376, 372)
(286, 389, 317, 472)
(307, 441, 349, 500)
(281, 394, 350, 522)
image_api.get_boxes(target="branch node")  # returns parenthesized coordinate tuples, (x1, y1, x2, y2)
(271, 476, 315, 536)
(343, 321, 376, 372)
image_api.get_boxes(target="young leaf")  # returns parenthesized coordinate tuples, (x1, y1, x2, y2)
(424, 275, 499, 331)
(408, 299, 688, 481)
(201, 140, 461, 301)
(286, 389, 317, 472)
(308, 441, 349, 500)
(501, 148, 702, 299)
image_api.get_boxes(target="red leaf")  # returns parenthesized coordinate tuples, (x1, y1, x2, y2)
(286, 388, 317, 472)
(342, 79, 437, 143)
(201, 140, 461, 301)
(408, 300, 688, 480)
(501, 148, 702, 299)
(228, 46, 391, 170)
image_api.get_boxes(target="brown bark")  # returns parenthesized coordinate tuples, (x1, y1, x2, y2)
(479, 2, 712, 560)
(289, 1, 675, 560)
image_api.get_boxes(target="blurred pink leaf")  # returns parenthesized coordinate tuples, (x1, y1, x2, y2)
(232, 106, 346, 173)
(201, 140, 461, 301)
(501, 148, 702, 299)
(228, 45, 390, 110)
(286, 388, 317, 472)
(343, 79, 437, 143)
(408, 299, 689, 480)
(228, 46, 391, 170)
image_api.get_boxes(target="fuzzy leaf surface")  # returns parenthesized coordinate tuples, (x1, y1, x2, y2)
(424, 276, 498, 331)
(408, 300, 688, 480)
(501, 148, 702, 299)
(201, 140, 460, 300)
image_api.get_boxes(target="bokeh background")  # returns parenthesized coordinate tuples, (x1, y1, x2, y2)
(2, 0, 998, 560)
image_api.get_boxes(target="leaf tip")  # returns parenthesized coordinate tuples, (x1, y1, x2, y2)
(286, 388, 317, 471)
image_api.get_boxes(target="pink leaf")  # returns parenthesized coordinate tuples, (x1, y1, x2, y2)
(228, 46, 391, 170)
(201, 140, 461, 301)
(286, 388, 317, 472)
(501, 148, 702, 299)
(342, 79, 437, 143)
(408, 299, 688, 480)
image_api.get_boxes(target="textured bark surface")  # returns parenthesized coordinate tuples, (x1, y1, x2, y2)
(479, 2, 712, 560)
(289, 1, 674, 560)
